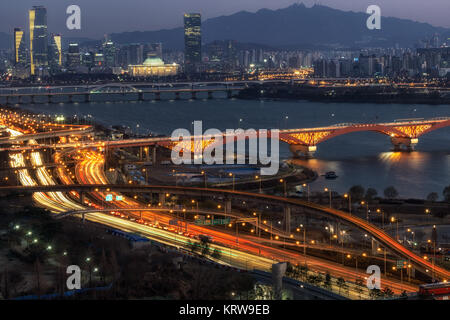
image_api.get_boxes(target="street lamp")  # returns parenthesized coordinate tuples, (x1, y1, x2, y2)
(361, 201, 369, 221)
(229, 172, 235, 191)
(391, 216, 399, 241)
(377, 208, 385, 229)
(425, 208, 431, 224)
(201, 170, 207, 188)
(324, 187, 331, 208)
(253, 212, 262, 237)
(302, 183, 310, 202)
(279, 178, 287, 197)
(344, 193, 351, 214)
(255, 175, 262, 193)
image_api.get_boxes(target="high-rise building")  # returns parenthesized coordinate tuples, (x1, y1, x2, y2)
(50, 34, 62, 71)
(14, 28, 27, 65)
(184, 13, 202, 73)
(67, 43, 81, 71)
(103, 40, 117, 67)
(29, 6, 48, 75)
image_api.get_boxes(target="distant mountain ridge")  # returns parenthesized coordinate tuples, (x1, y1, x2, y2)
(107, 4, 449, 49)
(0, 4, 448, 50)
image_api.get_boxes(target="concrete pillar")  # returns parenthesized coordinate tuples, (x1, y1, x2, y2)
(79, 191, 85, 205)
(289, 144, 317, 158)
(284, 206, 291, 233)
(152, 146, 157, 164)
(225, 199, 232, 214)
(371, 237, 381, 255)
(390, 137, 418, 152)
(158, 193, 165, 206)
(272, 262, 287, 300)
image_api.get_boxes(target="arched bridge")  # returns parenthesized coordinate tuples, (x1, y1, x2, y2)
(98, 117, 450, 157)
(2, 184, 449, 281)
(2, 118, 450, 158)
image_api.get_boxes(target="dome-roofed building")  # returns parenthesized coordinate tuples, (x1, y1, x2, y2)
(128, 54, 179, 77)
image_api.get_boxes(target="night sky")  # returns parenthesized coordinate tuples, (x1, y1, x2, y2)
(2, 0, 449, 38)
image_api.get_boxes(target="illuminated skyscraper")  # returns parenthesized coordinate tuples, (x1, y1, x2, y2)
(103, 40, 117, 67)
(67, 43, 81, 71)
(13, 28, 27, 65)
(50, 34, 62, 71)
(184, 13, 202, 73)
(29, 6, 48, 75)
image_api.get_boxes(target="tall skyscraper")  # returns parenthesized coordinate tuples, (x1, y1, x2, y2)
(50, 34, 62, 71)
(184, 13, 202, 73)
(13, 28, 27, 65)
(67, 43, 81, 71)
(103, 40, 117, 67)
(29, 6, 48, 75)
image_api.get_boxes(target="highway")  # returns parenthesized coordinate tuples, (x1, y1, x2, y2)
(3, 111, 444, 297)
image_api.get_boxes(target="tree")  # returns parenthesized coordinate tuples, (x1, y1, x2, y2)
(382, 287, 394, 298)
(336, 277, 346, 295)
(443, 186, 450, 202)
(427, 192, 439, 202)
(349, 185, 365, 201)
(323, 272, 332, 290)
(187, 240, 199, 254)
(384, 186, 398, 199)
(200, 238, 211, 257)
(211, 248, 222, 260)
(355, 278, 364, 299)
(298, 264, 308, 281)
(369, 288, 382, 300)
(365, 188, 378, 201)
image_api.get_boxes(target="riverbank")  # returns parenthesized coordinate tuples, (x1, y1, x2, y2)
(237, 83, 450, 104)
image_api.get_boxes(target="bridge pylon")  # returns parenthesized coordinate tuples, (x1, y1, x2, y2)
(390, 137, 418, 151)
(289, 144, 317, 158)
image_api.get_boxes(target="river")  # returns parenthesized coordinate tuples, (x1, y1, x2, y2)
(15, 94, 450, 199)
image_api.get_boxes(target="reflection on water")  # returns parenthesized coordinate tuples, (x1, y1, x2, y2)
(17, 98, 450, 199)
(291, 150, 450, 199)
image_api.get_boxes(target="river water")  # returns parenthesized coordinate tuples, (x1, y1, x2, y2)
(15, 94, 450, 199)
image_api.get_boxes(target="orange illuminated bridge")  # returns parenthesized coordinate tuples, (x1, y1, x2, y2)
(3, 117, 450, 158)
(99, 117, 450, 158)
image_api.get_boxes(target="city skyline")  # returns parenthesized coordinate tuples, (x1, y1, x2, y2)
(1, 1, 449, 38)
(0, 1, 449, 305)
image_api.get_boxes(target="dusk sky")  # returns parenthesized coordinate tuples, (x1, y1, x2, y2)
(2, 0, 449, 38)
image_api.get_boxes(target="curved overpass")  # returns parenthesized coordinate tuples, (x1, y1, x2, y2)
(3, 184, 449, 281)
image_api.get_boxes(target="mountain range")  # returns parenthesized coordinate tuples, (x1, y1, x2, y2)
(0, 4, 449, 50)
(108, 4, 449, 49)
